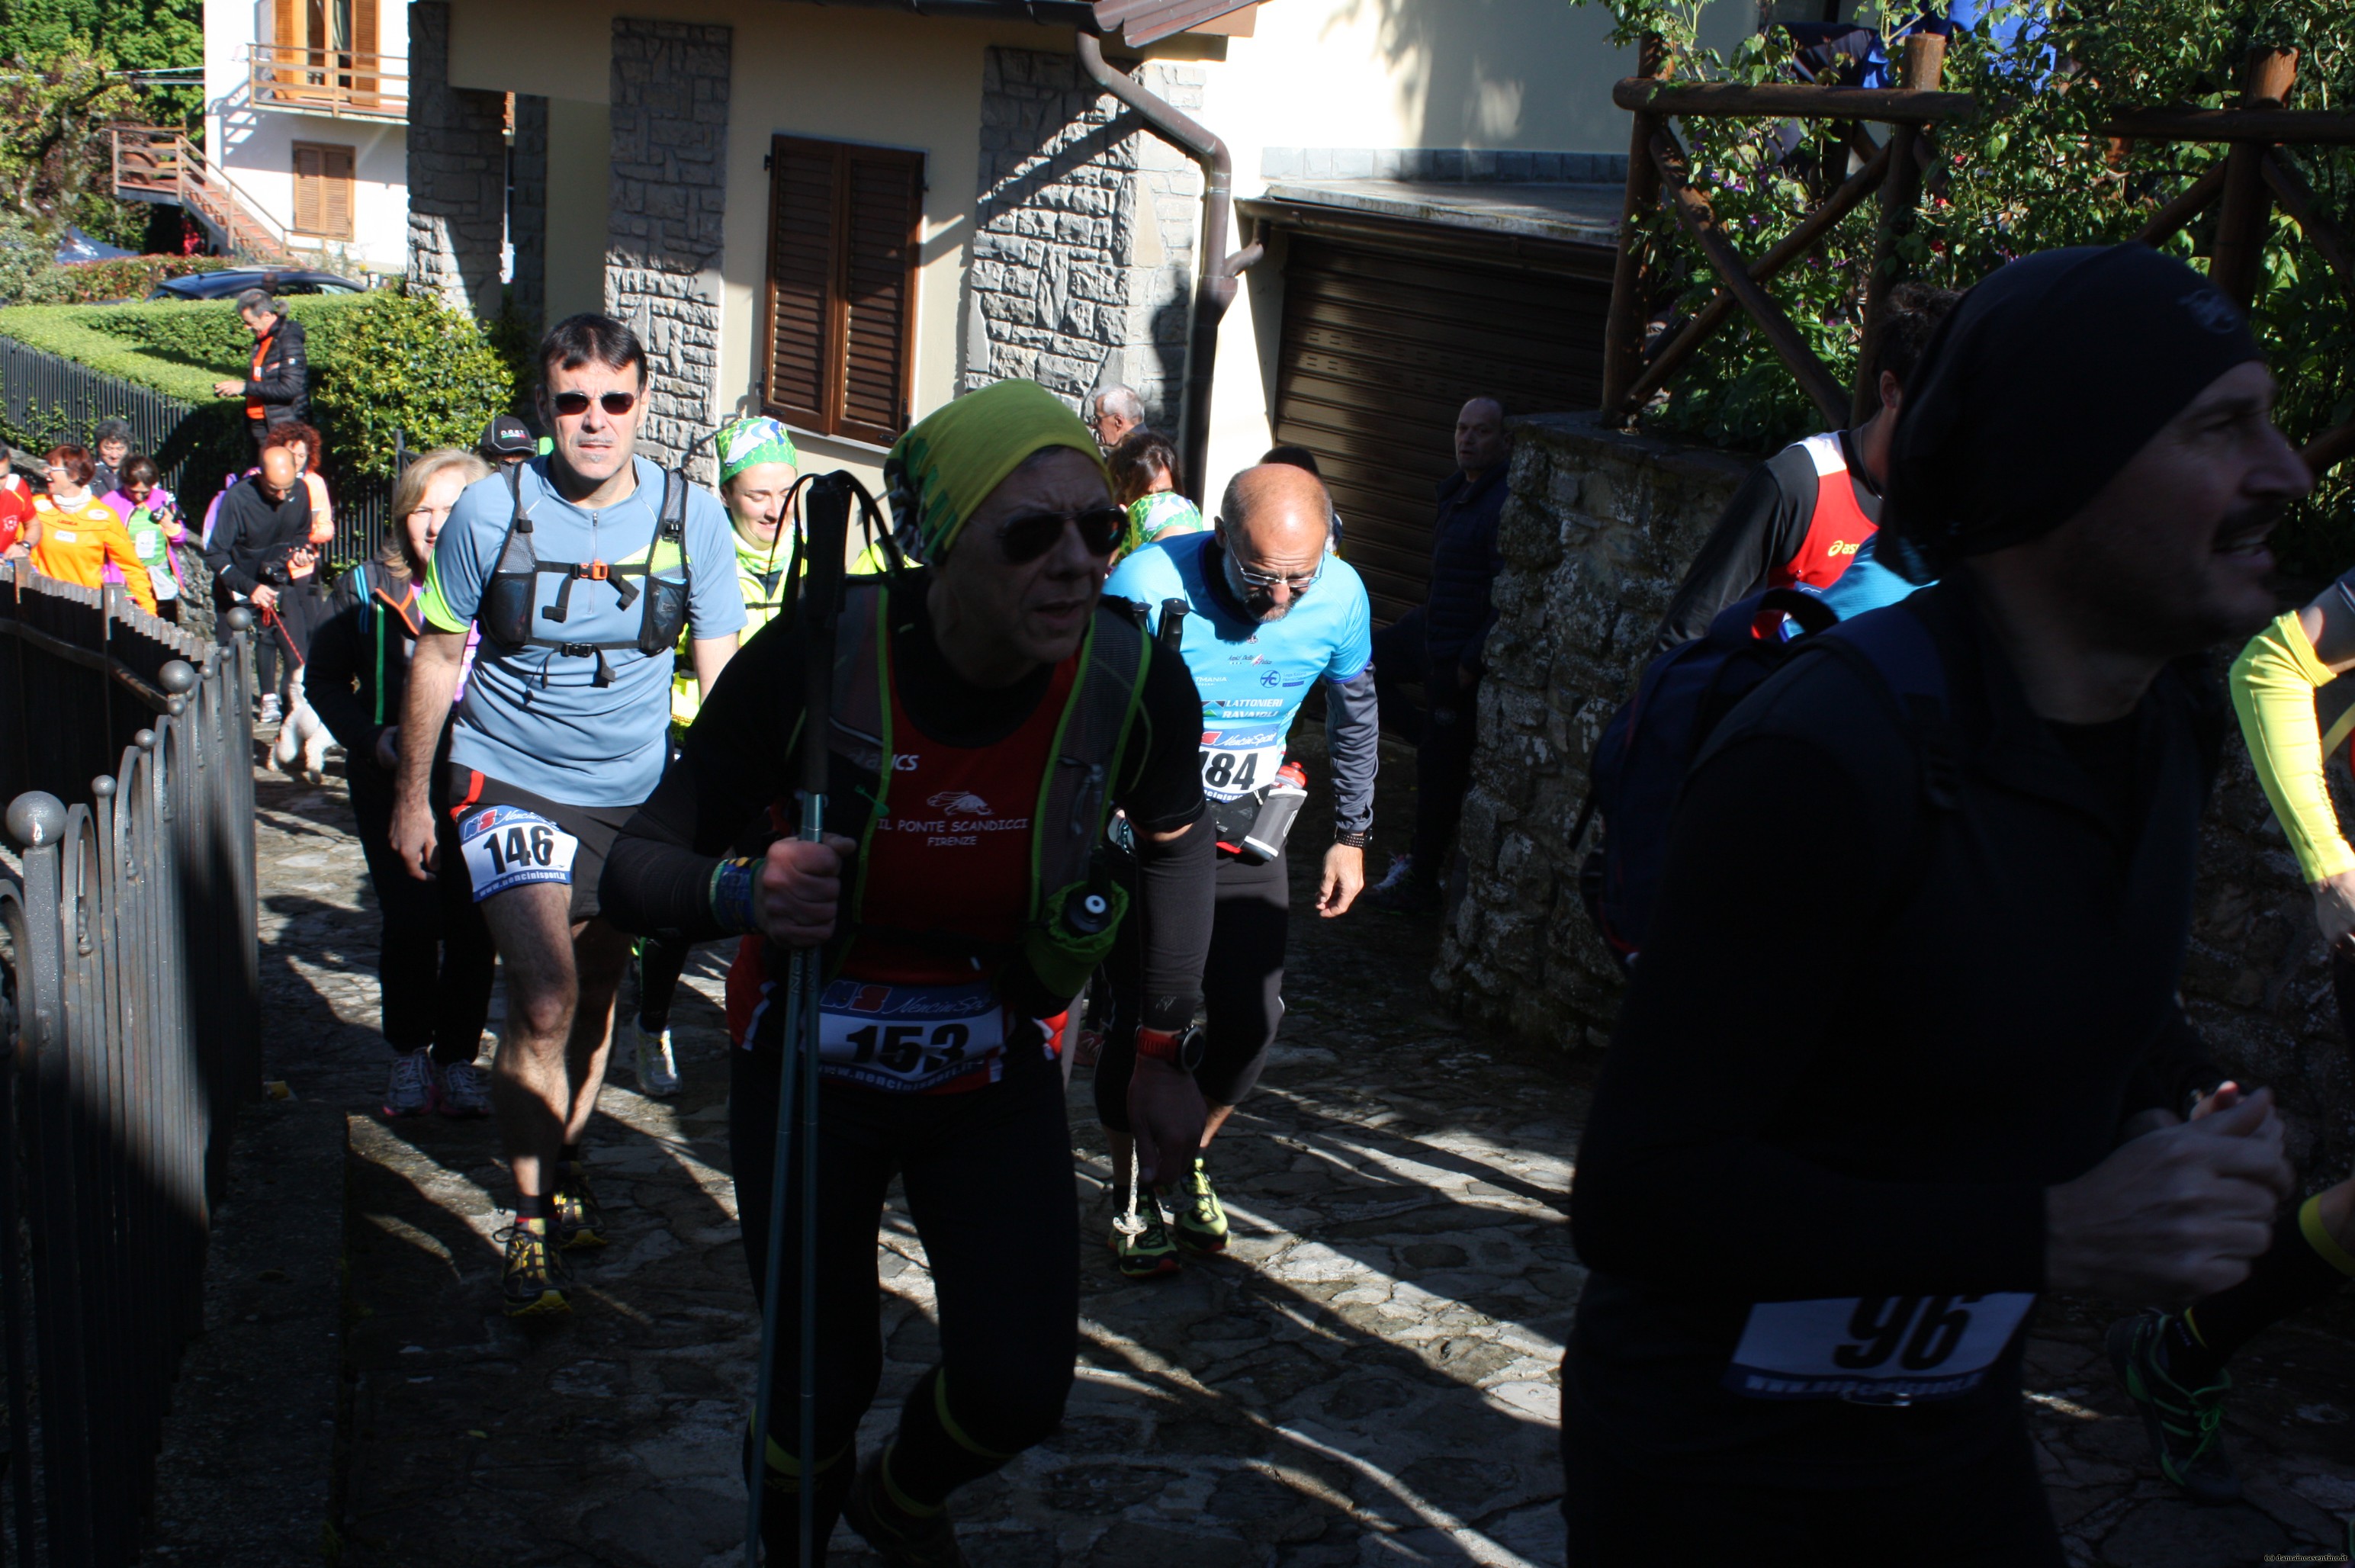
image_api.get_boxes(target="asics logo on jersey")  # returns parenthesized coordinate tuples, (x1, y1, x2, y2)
(893, 754, 920, 771)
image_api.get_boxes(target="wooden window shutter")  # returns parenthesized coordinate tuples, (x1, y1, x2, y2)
(291, 144, 324, 235)
(274, 0, 296, 47)
(763, 139, 839, 432)
(837, 149, 922, 445)
(761, 137, 923, 443)
(351, 0, 378, 95)
(323, 145, 355, 239)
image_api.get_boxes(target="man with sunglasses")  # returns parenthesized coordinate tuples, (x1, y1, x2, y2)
(389, 313, 746, 1318)
(1093, 461, 1377, 1275)
(598, 377, 1215, 1563)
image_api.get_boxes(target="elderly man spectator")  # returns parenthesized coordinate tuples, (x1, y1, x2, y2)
(1367, 396, 1511, 914)
(1089, 384, 1145, 453)
(206, 445, 316, 721)
(212, 288, 309, 449)
(90, 418, 133, 496)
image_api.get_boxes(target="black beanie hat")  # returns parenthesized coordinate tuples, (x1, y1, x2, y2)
(1880, 245, 2263, 582)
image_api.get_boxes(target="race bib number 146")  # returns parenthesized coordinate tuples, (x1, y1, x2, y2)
(1724, 1292, 2035, 1403)
(457, 804, 579, 902)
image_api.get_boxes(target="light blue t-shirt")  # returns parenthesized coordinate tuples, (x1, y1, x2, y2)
(423, 455, 746, 808)
(1104, 531, 1371, 802)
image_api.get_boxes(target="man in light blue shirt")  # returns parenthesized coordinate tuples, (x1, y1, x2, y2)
(1094, 462, 1380, 1276)
(389, 313, 744, 1317)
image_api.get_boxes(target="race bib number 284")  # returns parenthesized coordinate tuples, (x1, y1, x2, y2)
(1724, 1292, 2035, 1404)
(457, 804, 579, 902)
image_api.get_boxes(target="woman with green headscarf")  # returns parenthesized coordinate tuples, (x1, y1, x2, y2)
(599, 378, 1217, 1563)
(631, 416, 805, 1098)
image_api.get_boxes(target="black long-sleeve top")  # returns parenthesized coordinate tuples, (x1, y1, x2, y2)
(600, 573, 1216, 1033)
(203, 479, 311, 599)
(1652, 430, 1883, 652)
(243, 315, 309, 426)
(304, 561, 420, 760)
(1568, 577, 2225, 1486)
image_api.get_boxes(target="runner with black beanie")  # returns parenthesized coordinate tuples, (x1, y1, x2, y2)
(1563, 245, 2308, 1563)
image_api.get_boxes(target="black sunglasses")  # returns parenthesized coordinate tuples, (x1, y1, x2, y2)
(995, 505, 1127, 564)
(550, 389, 638, 417)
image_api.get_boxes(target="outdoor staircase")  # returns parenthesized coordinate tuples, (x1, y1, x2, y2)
(111, 127, 297, 267)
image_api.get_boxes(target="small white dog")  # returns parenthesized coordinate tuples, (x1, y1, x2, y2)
(271, 680, 332, 785)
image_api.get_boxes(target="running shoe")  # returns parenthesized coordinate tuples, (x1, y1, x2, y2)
(552, 1162, 610, 1250)
(257, 692, 281, 726)
(437, 1059, 493, 1118)
(1369, 853, 1415, 894)
(498, 1218, 570, 1318)
(631, 1020, 680, 1097)
(843, 1452, 968, 1568)
(1367, 854, 1441, 914)
(1168, 1157, 1229, 1252)
(1107, 1194, 1181, 1280)
(2107, 1311, 2241, 1504)
(382, 1047, 435, 1118)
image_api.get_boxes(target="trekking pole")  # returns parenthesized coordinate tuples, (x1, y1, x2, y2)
(746, 473, 851, 1566)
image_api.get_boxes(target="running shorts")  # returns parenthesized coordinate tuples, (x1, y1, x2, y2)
(440, 764, 634, 926)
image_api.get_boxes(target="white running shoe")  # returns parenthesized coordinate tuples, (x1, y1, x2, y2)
(631, 1022, 680, 1097)
(437, 1059, 494, 1118)
(257, 692, 282, 726)
(383, 1047, 435, 1118)
(1370, 852, 1416, 893)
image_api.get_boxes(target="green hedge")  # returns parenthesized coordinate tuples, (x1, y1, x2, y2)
(0, 288, 515, 479)
(7, 255, 238, 307)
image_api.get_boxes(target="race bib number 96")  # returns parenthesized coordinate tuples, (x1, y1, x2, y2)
(1724, 1292, 2035, 1403)
(818, 980, 1005, 1092)
(457, 805, 579, 902)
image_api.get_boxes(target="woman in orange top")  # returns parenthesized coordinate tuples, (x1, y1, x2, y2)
(30, 445, 158, 613)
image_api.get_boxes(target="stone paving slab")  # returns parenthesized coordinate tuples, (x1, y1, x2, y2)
(213, 746, 2355, 1566)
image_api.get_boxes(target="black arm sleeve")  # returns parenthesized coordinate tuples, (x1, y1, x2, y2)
(1323, 666, 1378, 835)
(301, 589, 374, 752)
(599, 615, 801, 938)
(2122, 1005, 2227, 1123)
(1650, 455, 1815, 651)
(1569, 732, 2048, 1300)
(1116, 643, 1213, 1030)
(204, 492, 254, 594)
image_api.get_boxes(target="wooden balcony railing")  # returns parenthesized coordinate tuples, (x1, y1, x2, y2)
(111, 127, 297, 265)
(246, 43, 406, 121)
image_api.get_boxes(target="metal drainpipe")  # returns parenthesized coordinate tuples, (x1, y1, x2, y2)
(1076, 31, 1264, 504)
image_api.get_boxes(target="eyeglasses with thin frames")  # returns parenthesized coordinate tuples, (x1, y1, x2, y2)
(1219, 525, 1323, 596)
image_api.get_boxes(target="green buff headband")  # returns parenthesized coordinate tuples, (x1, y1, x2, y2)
(716, 416, 799, 487)
(884, 379, 1109, 561)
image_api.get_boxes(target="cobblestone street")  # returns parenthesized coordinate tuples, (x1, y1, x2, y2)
(223, 749, 2355, 1568)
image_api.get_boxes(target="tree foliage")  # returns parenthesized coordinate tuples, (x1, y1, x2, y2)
(1582, 0, 2355, 577)
(0, 0, 204, 245)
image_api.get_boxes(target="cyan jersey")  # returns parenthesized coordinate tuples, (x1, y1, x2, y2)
(1104, 531, 1371, 802)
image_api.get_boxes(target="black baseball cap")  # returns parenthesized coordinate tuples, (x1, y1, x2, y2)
(480, 414, 536, 459)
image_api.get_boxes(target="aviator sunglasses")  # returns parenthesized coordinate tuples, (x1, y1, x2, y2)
(994, 505, 1128, 564)
(550, 389, 640, 417)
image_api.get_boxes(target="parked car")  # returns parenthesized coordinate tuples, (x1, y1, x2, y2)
(146, 269, 366, 302)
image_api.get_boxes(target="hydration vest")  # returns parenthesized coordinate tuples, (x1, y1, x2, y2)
(1768, 432, 1878, 593)
(821, 579, 1151, 963)
(478, 461, 695, 687)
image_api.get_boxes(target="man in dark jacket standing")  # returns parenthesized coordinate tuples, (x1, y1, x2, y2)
(1563, 246, 2308, 1563)
(205, 445, 314, 714)
(1369, 395, 1509, 912)
(213, 288, 308, 445)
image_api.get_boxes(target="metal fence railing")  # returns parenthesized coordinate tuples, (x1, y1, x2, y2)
(0, 566, 259, 1565)
(0, 333, 397, 570)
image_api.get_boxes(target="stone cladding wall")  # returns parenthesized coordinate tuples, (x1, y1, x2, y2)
(403, 1, 508, 322)
(606, 18, 731, 479)
(1437, 413, 2355, 1181)
(509, 94, 548, 337)
(962, 47, 1203, 428)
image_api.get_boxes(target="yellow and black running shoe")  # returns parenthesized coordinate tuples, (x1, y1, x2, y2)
(843, 1453, 968, 1568)
(1107, 1194, 1181, 1280)
(552, 1163, 609, 1251)
(1168, 1157, 1229, 1253)
(498, 1218, 570, 1318)
(2107, 1311, 2241, 1505)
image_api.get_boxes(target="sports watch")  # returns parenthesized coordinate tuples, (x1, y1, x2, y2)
(1135, 1022, 1206, 1072)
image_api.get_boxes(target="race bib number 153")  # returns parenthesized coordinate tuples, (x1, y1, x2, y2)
(457, 804, 579, 902)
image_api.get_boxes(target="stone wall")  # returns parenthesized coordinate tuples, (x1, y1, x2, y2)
(962, 47, 1203, 428)
(606, 18, 731, 480)
(509, 93, 548, 338)
(1436, 413, 2355, 1181)
(403, 1, 508, 322)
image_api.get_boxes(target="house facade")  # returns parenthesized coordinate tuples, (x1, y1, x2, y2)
(203, 0, 416, 274)
(410, 0, 1742, 613)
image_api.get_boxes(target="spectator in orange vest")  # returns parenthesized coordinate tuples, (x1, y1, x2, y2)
(30, 445, 158, 613)
(212, 288, 308, 449)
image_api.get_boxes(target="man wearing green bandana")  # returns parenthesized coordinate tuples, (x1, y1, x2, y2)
(623, 416, 808, 1097)
(600, 378, 1217, 1565)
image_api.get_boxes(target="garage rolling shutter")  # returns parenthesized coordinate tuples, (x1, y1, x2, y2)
(1272, 235, 1609, 626)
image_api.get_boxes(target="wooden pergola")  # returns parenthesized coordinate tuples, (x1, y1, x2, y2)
(1599, 37, 2355, 475)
